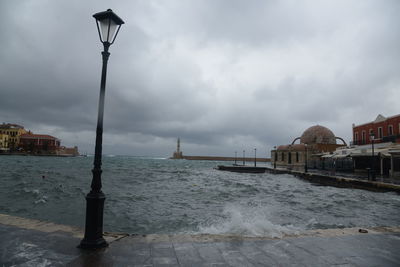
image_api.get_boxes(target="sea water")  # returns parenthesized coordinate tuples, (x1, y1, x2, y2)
(0, 155, 399, 237)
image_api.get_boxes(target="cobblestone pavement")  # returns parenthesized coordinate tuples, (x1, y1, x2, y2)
(1, 214, 400, 267)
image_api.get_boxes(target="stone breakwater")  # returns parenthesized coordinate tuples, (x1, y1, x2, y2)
(171, 155, 271, 162)
(267, 167, 400, 193)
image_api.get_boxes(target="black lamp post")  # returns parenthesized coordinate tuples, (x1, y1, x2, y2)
(79, 9, 124, 249)
(234, 151, 237, 165)
(243, 150, 245, 166)
(254, 148, 257, 167)
(370, 131, 376, 181)
(273, 146, 277, 169)
(304, 144, 308, 173)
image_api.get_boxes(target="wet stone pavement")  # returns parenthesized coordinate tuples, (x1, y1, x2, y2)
(1, 214, 400, 267)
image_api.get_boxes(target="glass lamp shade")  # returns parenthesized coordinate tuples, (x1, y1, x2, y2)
(99, 18, 118, 43)
(93, 9, 124, 44)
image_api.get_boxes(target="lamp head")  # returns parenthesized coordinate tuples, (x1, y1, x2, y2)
(93, 9, 124, 45)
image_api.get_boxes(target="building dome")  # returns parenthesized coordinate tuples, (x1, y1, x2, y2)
(300, 125, 336, 145)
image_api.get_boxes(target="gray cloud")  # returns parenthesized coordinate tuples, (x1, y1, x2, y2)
(1, 0, 399, 156)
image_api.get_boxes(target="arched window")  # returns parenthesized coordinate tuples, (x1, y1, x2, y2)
(296, 152, 299, 162)
(388, 125, 393, 136)
(281, 152, 285, 161)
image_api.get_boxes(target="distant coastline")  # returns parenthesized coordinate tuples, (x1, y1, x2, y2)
(0, 152, 80, 157)
(170, 138, 271, 162)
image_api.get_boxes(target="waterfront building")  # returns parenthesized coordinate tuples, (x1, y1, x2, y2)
(352, 114, 400, 145)
(319, 142, 400, 178)
(57, 146, 80, 157)
(0, 123, 27, 151)
(350, 114, 400, 178)
(272, 125, 347, 171)
(0, 133, 10, 152)
(19, 133, 61, 154)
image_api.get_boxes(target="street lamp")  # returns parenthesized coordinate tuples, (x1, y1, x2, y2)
(304, 144, 308, 173)
(273, 146, 277, 169)
(79, 9, 124, 249)
(370, 131, 376, 181)
(243, 150, 245, 166)
(234, 151, 237, 165)
(254, 148, 257, 167)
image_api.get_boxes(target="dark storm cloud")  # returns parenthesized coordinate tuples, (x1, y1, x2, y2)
(1, 0, 399, 156)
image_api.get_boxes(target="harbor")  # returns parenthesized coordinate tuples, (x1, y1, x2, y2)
(1, 2, 400, 265)
(1, 156, 399, 235)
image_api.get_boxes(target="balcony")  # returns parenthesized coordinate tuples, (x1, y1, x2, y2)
(382, 135, 399, 143)
(351, 140, 367, 146)
(351, 134, 400, 146)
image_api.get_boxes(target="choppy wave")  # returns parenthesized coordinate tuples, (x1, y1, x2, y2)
(0, 155, 399, 235)
(198, 204, 300, 238)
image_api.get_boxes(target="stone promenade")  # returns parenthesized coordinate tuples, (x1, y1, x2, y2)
(1, 214, 400, 266)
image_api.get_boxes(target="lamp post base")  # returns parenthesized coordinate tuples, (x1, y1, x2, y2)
(79, 192, 108, 249)
(79, 237, 108, 249)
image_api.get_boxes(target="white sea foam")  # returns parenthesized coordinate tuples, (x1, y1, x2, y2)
(32, 189, 40, 195)
(34, 198, 47, 204)
(198, 204, 300, 238)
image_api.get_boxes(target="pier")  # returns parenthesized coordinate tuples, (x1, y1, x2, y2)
(266, 167, 400, 193)
(1, 214, 400, 266)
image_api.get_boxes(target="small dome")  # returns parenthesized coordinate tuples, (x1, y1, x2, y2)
(300, 125, 336, 145)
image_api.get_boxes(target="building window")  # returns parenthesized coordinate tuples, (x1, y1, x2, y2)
(274, 152, 277, 161)
(362, 131, 366, 143)
(281, 152, 285, 162)
(388, 125, 393, 136)
(296, 152, 299, 162)
(378, 127, 383, 138)
(354, 132, 358, 142)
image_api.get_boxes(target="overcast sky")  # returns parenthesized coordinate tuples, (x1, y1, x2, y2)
(1, 0, 399, 157)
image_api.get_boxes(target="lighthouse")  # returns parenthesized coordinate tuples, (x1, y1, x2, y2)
(172, 138, 183, 159)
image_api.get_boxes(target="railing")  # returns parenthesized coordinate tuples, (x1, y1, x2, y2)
(351, 140, 367, 146)
(382, 135, 399, 143)
(351, 134, 400, 146)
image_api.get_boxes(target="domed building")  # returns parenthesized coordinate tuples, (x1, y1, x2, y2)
(272, 125, 346, 171)
(299, 125, 336, 144)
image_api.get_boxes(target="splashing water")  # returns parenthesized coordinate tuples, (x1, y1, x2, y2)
(0, 156, 399, 237)
(198, 204, 300, 237)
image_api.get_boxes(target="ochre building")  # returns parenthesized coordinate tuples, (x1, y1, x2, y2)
(0, 133, 9, 152)
(0, 123, 27, 151)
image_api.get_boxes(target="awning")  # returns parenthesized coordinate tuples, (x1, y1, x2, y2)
(332, 154, 350, 158)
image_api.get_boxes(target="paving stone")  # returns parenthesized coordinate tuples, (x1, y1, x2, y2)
(173, 242, 204, 266)
(194, 242, 227, 264)
(215, 242, 256, 267)
(2, 221, 400, 267)
(238, 241, 281, 266)
(255, 239, 301, 266)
